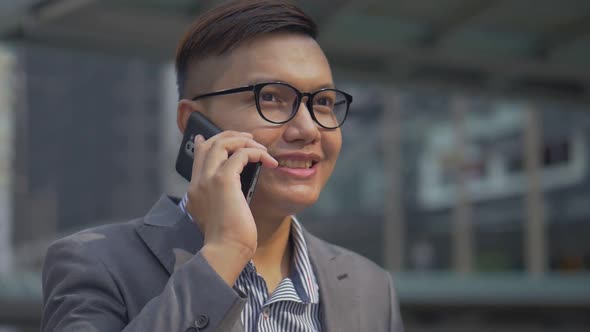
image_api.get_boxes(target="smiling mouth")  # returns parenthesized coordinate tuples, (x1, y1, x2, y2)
(277, 159, 318, 169)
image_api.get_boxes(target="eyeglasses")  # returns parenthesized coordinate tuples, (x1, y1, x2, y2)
(191, 82, 353, 129)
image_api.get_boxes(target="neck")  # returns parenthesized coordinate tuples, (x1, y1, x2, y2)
(252, 214, 292, 273)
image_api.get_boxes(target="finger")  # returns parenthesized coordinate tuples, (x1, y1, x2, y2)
(208, 130, 253, 141)
(199, 131, 263, 162)
(191, 135, 208, 181)
(202, 137, 267, 177)
(220, 148, 278, 176)
(206, 133, 262, 150)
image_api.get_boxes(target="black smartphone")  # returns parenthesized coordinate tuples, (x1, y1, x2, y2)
(175, 112, 262, 204)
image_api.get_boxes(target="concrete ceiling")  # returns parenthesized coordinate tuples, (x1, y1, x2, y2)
(2, 0, 590, 100)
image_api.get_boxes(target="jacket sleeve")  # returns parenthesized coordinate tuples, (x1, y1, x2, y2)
(41, 237, 246, 332)
(387, 272, 404, 332)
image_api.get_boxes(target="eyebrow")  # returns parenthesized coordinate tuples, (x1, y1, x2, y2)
(245, 77, 336, 90)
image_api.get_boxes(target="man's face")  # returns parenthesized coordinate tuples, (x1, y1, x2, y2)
(179, 32, 341, 216)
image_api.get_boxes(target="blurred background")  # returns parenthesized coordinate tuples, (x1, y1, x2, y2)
(1, 0, 590, 331)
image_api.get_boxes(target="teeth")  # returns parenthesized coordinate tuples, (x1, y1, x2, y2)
(278, 159, 313, 169)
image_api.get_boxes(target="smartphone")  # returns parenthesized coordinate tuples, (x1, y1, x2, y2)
(175, 112, 262, 204)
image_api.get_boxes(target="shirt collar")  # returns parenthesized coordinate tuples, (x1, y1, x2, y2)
(288, 216, 320, 304)
(178, 193, 193, 221)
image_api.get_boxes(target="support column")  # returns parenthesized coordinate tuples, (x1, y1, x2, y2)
(451, 95, 473, 273)
(382, 88, 404, 271)
(0, 46, 16, 273)
(159, 63, 186, 197)
(523, 104, 547, 276)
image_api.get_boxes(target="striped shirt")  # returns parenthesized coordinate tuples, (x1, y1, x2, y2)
(179, 194, 322, 331)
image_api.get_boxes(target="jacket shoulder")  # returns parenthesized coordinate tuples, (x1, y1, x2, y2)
(48, 218, 144, 252)
(306, 231, 389, 278)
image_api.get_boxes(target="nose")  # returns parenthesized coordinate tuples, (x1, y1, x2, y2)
(283, 99, 321, 143)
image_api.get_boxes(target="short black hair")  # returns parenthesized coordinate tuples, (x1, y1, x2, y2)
(175, 0, 318, 98)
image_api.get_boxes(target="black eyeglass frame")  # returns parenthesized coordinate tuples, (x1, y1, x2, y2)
(191, 82, 353, 129)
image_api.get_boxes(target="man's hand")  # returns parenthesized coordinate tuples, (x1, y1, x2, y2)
(186, 131, 278, 286)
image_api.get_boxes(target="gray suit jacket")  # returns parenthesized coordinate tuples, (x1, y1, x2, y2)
(42, 195, 403, 332)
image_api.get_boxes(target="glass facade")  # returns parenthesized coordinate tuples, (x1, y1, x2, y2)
(301, 84, 590, 274)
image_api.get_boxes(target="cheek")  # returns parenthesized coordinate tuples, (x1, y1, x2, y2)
(251, 127, 283, 147)
(323, 131, 342, 163)
(206, 99, 262, 132)
(317, 132, 341, 187)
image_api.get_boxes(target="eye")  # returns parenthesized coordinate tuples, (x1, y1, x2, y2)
(260, 92, 279, 102)
(316, 96, 334, 107)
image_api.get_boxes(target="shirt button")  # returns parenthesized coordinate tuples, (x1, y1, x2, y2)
(194, 314, 209, 328)
(262, 307, 270, 318)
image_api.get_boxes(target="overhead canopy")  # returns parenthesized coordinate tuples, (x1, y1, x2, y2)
(1, 0, 590, 99)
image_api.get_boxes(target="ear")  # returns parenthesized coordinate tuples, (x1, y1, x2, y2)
(177, 99, 202, 134)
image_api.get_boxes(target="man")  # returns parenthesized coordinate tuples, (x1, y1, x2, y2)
(41, 1, 403, 331)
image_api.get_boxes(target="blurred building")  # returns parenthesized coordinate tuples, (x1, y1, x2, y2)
(12, 45, 163, 262)
(303, 90, 590, 274)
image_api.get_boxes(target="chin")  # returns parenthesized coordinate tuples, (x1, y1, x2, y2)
(255, 184, 320, 216)
(284, 192, 318, 211)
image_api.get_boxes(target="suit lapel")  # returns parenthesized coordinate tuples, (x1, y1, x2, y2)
(230, 320, 246, 332)
(304, 230, 360, 332)
(135, 195, 204, 275)
(136, 195, 246, 331)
